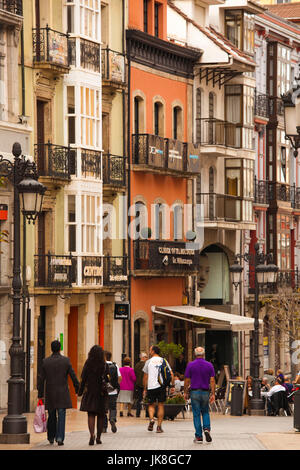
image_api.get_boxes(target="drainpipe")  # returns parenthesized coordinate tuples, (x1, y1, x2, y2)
(127, 33, 132, 359)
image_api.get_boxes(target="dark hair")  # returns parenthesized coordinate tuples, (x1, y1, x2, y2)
(151, 345, 160, 355)
(105, 351, 112, 361)
(51, 340, 61, 353)
(86, 345, 106, 376)
(123, 356, 131, 366)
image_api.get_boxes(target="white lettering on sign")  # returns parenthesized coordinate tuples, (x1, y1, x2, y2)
(109, 274, 128, 281)
(83, 266, 102, 277)
(50, 258, 72, 266)
(169, 150, 182, 160)
(158, 247, 195, 255)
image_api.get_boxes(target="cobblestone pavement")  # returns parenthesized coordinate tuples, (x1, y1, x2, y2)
(31, 413, 297, 451)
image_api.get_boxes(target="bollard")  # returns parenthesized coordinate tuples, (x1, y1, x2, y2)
(293, 387, 300, 431)
(231, 383, 244, 416)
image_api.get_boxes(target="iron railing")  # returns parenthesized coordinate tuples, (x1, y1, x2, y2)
(195, 118, 241, 148)
(291, 185, 300, 210)
(133, 239, 199, 273)
(133, 134, 166, 168)
(269, 97, 284, 117)
(34, 142, 71, 180)
(101, 47, 125, 82)
(254, 178, 269, 205)
(247, 268, 300, 294)
(34, 254, 73, 288)
(254, 91, 270, 119)
(102, 154, 126, 187)
(103, 256, 128, 285)
(81, 256, 102, 285)
(32, 26, 69, 67)
(198, 193, 245, 222)
(0, 0, 22, 15)
(81, 149, 101, 179)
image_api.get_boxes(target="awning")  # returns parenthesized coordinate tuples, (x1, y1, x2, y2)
(151, 305, 261, 332)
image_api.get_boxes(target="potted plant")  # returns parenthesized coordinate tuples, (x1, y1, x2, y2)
(156, 341, 184, 369)
(143, 394, 186, 420)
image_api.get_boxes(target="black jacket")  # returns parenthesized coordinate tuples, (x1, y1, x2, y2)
(38, 353, 79, 410)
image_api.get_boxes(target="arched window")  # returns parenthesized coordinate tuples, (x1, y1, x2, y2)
(154, 101, 164, 136)
(173, 204, 183, 241)
(173, 106, 183, 141)
(208, 92, 215, 144)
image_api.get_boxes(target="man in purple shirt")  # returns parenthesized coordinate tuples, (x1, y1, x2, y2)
(184, 347, 215, 444)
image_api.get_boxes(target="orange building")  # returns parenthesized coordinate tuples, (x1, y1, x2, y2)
(126, 0, 201, 364)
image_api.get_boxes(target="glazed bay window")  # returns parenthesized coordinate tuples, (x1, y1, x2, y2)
(67, 195, 76, 252)
(224, 10, 254, 55)
(81, 194, 101, 254)
(225, 158, 254, 222)
(278, 130, 289, 184)
(81, 86, 101, 147)
(277, 45, 291, 97)
(277, 214, 291, 270)
(225, 85, 254, 150)
(80, 0, 101, 41)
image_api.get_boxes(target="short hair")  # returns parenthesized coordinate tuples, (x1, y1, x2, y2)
(194, 347, 205, 357)
(123, 356, 131, 366)
(51, 340, 61, 353)
(151, 345, 160, 355)
(105, 351, 112, 361)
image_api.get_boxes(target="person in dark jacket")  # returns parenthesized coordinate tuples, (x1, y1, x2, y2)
(134, 352, 148, 417)
(78, 345, 109, 445)
(38, 340, 79, 446)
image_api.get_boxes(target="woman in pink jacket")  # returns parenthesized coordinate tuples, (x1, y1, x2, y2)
(117, 357, 136, 417)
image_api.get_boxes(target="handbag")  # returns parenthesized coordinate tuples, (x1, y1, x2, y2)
(33, 399, 47, 433)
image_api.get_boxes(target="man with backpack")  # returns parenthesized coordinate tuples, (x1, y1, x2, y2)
(104, 351, 122, 433)
(143, 345, 173, 434)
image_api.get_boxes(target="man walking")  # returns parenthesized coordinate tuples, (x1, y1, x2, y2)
(104, 351, 122, 433)
(134, 352, 148, 418)
(143, 345, 173, 433)
(184, 347, 215, 444)
(38, 340, 79, 446)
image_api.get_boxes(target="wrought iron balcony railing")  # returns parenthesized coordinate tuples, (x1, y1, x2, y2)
(132, 134, 201, 174)
(291, 185, 300, 210)
(268, 182, 291, 203)
(254, 178, 269, 205)
(102, 154, 126, 187)
(0, 0, 22, 15)
(103, 256, 128, 285)
(81, 149, 101, 179)
(247, 268, 300, 294)
(254, 91, 270, 119)
(34, 254, 74, 288)
(102, 47, 125, 83)
(35, 143, 71, 180)
(33, 26, 69, 68)
(198, 193, 246, 222)
(196, 118, 241, 148)
(269, 97, 284, 117)
(133, 239, 199, 273)
(68, 37, 100, 72)
(81, 256, 102, 285)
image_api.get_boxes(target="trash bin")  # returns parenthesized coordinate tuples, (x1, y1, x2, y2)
(293, 387, 300, 431)
(231, 384, 244, 416)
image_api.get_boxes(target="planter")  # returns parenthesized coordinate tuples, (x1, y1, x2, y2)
(144, 403, 185, 420)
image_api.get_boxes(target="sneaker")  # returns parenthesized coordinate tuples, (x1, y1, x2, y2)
(111, 422, 117, 433)
(204, 430, 212, 442)
(193, 436, 203, 443)
(148, 420, 155, 431)
(156, 426, 164, 433)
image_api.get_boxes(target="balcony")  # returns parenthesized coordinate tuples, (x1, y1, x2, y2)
(254, 91, 270, 120)
(35, 143, 71, 187)
(199, 193, 247, 223)
(133, 240, 199, 276)
(103, 256, 128, 286)
(0, 0, 22, 27)
(254, 178, 269, 206)
(103, 154, 126, 192)
(101, 47, 126, 88)
(132, 134, 201, 176)
(269, 97, 284, 118)
(0, 0, 22, 14)
(68, 37, 100, 73)
(196, 118, 244, 156)
(81, 149, 101, 179)
(268, 182, 291, 204)
(247, 268, 299, 295)
(34, 254, 74, 288)
(32, 26, 69, 74)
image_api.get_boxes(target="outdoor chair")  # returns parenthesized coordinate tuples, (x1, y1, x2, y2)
(270, 391, 291, 416)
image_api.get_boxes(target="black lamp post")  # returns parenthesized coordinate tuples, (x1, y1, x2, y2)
(0, 143, 46, 444)
(229, 243, 278, 415)
(282, 77, 300, 157)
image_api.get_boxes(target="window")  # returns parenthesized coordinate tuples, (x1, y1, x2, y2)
(196, 88, 203, 143)
(154, 3, 160, 37)
(277, 44, 291, 97)
(80, 0, 101, 41)
(134, 97, 140, 134)
(277, 214, 291, 270)
(67, 86, 76, 144)
(225, 85, 254, 149)
(277, 130, 289, 184)
(67, 1, 75, 33)
(81, 194, 101, 253)
(67, 195, 76, 252)
(80, 86, 101, 147)
(224, 10, 254, 55)
(173, 204, 183, 240)
(154, 101, 164, 136)
(173, 106, 183, 140)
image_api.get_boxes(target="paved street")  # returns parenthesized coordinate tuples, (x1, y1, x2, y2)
(1, 409, 299, 451)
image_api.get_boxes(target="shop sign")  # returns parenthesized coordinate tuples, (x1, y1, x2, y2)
(109, 274, 128, 282)
(50, 258, 72, 266)
(114, 302, 130, 320)
(83, 266, 103, 277)
(150, 243, 198, 270)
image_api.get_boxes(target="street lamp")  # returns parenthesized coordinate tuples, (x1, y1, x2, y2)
(282, 77, 300, 157)
(0, 143, 46, 444)
(229, 243, 278, 415)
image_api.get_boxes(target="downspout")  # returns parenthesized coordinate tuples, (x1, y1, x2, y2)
(127, 34, 132, 359)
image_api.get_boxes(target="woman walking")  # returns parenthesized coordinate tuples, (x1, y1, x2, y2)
(78, 345, 109, 445)
(118, 357, 136, 417)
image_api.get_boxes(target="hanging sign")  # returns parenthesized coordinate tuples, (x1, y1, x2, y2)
(114, 302, 130, 320)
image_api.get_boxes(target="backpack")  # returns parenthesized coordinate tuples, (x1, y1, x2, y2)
(108, 362, 120, 392)
(158, 358, 172, 388)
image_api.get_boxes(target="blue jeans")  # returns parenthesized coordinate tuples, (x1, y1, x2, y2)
(47, 409, 66, 443)
(190, 391, 210, 438)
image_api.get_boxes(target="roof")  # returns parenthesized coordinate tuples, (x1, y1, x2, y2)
(267, 3, 300, 20)
(168, 0, 255, 68)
